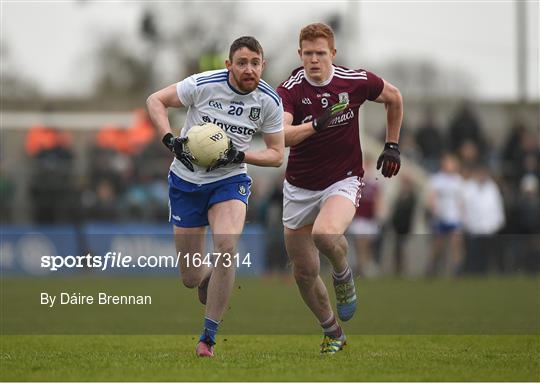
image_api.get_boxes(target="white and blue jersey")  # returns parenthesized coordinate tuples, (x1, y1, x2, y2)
(168, 69, 283, 227)
(172, 69, 283, 184)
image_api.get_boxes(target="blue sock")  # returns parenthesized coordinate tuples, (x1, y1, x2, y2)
(199, 317, 219, 345)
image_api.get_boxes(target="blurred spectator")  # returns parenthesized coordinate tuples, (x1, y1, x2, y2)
(457, 140, 481, 179)
(26, 125, 76, 223)
(462, 165, 505, 274)
(448, 103, 486, 155)
(82, 179, 120, 221)
(8, 102, 537, 280)
(520, 140, 540, 182)
(95, 124, 129, 154)
(126, 108, 156, 155)
(123, 172, 153, 220)
(501, 121, 527, 185)
(507, 175, 540, 273)
(135, 133, 172, 176)
(514, 175, 540, 234)
(94, 108, 156, 158)
(116, 168, 168, 222)
(415, 109, 444, 172)
(146, 173, 169, 221)
(25, 124, 72, 157)
(0, 163, 15, 223)
(260, 176, 288, 273)
(244, 177, 263, 225)
(88, 145, 131, 198)
(84, 108, 165, 223)
(426, 153, 464, 276)
(398, 128, 421, 164)
(489, 120, 540, 274)
(389, 172, 418, 276)
(348, 156, 383, 277)
(501, 122, 540, 184)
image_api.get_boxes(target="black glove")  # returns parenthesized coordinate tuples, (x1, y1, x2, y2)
(206, 140, 245, 172)
(312, 101, 349, 131)
(376, 142, 401, 178)
(162, 133, 195, 172)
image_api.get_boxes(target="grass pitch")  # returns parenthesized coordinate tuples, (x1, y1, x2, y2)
(1, 335, 538, 381)
(1, 276, 539, 381)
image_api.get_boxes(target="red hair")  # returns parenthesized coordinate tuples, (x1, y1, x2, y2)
(299, 23, 335, 50)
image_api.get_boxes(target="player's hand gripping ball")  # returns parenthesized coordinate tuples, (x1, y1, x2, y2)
(162, 133, 195, 171)
(206, 140, 245, 172)
(186, 123, 230, 168)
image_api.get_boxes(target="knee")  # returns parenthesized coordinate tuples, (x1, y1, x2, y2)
(311, 230, 336, 255)
(181, 275, 200, 289)
(214, 239, 236, 256)
(293, 263, 319, 287)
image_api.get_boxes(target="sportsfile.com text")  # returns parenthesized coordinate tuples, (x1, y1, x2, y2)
(40, 252, 252, 271)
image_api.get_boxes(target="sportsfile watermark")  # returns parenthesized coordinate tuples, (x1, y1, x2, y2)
(40, 252, 252, 272)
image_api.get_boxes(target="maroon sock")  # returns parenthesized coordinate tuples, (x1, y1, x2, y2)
(321, 314, 342, 338)
(332, 266, 352, 283)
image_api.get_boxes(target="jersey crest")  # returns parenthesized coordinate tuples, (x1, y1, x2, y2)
(339, 92, 349, 104)
(172, 69, 283, 185)
(249, 107, 261, 121)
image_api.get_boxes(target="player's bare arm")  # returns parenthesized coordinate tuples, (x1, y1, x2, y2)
(146, 83, 183, 137)
(147, 84, 195, 171)
(283, 102, 348, 147)
(374, 79, 403, 177)
(244, 131, 284, 167)
(374, 79, 403, 143)
(283, 112, 316, 147)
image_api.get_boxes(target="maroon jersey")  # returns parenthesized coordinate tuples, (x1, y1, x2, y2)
(277, 65, 384, 190)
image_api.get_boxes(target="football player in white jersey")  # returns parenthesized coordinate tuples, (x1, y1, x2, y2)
(146, 36, 284, 357)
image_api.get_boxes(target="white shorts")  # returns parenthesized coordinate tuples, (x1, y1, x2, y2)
(283, 177, 362, 230)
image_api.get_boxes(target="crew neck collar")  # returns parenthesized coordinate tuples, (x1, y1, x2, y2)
(227, 72, 251, 95)
(305, 65, 335, 87)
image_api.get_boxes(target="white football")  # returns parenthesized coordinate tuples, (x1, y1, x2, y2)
(186, 123, 230, 168)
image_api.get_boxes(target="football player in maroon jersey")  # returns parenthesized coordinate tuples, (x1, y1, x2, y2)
(276, 22, 403, 354)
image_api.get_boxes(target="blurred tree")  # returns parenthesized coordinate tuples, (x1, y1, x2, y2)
(93, 35, 152, 98)
(327, 14, 342, 34)
(75, 3, 242, 106)
(152, 2, 240, 79)
(140, 10, 158, 43)
(0, 38, 41, 104)
(380, 59, 474, 101)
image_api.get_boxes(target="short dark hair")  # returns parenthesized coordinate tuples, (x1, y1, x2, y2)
(228, 36, 264, 61)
